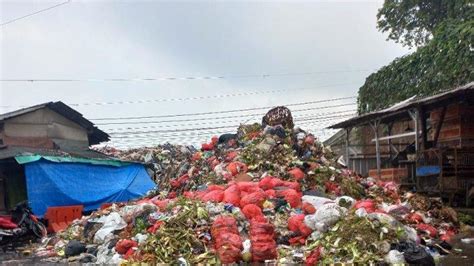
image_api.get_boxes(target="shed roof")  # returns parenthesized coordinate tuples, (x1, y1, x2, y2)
(329, 82, 474, 129)
(0, 101, 109, 145)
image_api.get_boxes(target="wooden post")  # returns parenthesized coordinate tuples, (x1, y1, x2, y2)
(433, 106, 447, 147)
(345, 128, 352, 168)
(419, 107, 428, 151)
(408, 109, 419, 152)
(370, 120, 381, 177)
(387, 123, 393, 161)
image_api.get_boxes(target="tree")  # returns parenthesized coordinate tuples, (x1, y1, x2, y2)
(377, 0, 472, 47)
(357, 0, 474, 114)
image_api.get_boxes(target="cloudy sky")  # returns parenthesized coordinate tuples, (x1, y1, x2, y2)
(0, 0, 409, 147)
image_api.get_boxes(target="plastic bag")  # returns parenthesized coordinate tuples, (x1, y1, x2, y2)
(416, 223, 437, 237)
(302, 195, 333, 209)
(259, 176, 275, 190)
(94, 212, 127, 243)
(335, 196, 356, 208)
(240, 191, 267, 208)
(312, 203, 346, 228)
(223, 185, 241, 206)
(242, 204, 263, 220)
(354, 199, 376, 213)
(385, 250, 405, 264)
(207, 184, 225, 191)
(202, 190, 224, 203)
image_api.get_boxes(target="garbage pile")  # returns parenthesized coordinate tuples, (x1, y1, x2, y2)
(38, 107, 461, 264)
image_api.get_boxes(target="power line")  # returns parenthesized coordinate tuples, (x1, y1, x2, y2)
(0, 69, 373, 82)
(0, 0, 70, 27)
(0, 83, 354, 108)
(91, 97, 356, 121)
(108, 114, 353, 137)
(103, 110, 356, 131)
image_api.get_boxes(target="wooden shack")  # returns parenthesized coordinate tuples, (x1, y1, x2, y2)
(328, 82, 474, 206)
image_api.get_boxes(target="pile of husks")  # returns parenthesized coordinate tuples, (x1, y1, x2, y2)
(37, 107, 462, 265)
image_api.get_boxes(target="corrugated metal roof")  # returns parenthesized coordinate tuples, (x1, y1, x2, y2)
(0, 145, 113, 161)
(329, 82, 474, 129)
(0, 101, 109, 145)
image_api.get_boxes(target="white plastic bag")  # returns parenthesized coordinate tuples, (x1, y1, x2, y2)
(385, 250, 405, 264)
(94, 212, 127, 244)
(302, 195, 334, 209)
(335, 196, 355, 208)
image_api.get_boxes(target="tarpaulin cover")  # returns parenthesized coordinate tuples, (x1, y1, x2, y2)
(416, 166, 441, 176)
(16, 155, 130, 167)
(24, 160, 155, 216)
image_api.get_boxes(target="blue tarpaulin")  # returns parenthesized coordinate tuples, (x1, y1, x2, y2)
(416, 165, 441, 176)
(24, 160, 155, 216)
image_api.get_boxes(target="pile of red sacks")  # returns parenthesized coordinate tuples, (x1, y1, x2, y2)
(184, 176, 302, 209)
(211, 216, 243, 264)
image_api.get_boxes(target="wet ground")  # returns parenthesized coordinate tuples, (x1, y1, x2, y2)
(440, 231, 474, 266)
(1, 233, 474, 265)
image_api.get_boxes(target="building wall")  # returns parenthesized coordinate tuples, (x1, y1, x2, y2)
(0, 108, 89, 149)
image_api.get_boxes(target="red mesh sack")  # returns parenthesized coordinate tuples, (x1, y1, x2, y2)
(115, 239, 138, 255)
(236, 182, 259, 192)
(270, 177, 283, 188)
(280, 189, 302, 208)
(225, 151, 238, 162)
(240, 191, 267, 208)
(242, 204, 263, 220)
(223, 185, 241, 206)
(215, 232, 243, 250)
(288, 214, 305, 232)
(289, 236, 306, 246)
(201, 142, 214, 151)
(305, 246, 321, 266)
(282, 181, 301, 191)
(251, 241, 277, 262)
(211, 216, 238, 236)
(202, 190, 224, 203)
(264, 189, 276, 198)
(258, 176, 274, 190)
(302, 202, 316, 214)
(249, 222, 275, 236)
(151, 198, 170, 211)
(250, 233, 274, 243)
(217, 245, 242, 264)
(251, 216, 268, 223)
(299, 223, 313, 237)
(288, 168, 305, 180)
(208, 185, 225, 191)
(227, 162, 248, 176)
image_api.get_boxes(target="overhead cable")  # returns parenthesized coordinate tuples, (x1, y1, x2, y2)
(0, 0, 70, 27)
(0, 69, 373, 82)
(91, 97, 356, 121)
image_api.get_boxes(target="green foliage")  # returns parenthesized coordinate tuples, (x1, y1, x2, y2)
(377, 0, 473, 47)
(358, 19, 474, 113)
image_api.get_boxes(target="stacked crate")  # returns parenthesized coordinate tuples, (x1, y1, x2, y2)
(368, 168, 408, 183)
(430, 103, 474, 148)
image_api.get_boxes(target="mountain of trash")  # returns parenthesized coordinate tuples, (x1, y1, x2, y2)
(36, 107, 460, 265)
